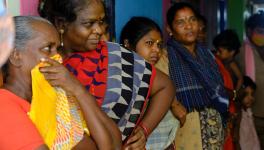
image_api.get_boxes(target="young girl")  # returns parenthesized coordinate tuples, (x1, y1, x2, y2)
(237, 76, 260, 150)
(213, 29, 243, 91)
(120, 16, 186, 150)
(213, 29, 242, 150)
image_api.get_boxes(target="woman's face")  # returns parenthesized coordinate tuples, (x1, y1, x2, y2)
(64, 1, 106, 52)
(135, 30, 163, 65)
(169, 7, 198, 45)
(20, 21, 59, 75)
(250, 27, 264, 47)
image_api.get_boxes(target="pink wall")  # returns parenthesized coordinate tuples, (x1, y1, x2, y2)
(20, 0, 39, 16)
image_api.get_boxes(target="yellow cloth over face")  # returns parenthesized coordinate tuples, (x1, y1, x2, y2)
(29, 54, 88, 149)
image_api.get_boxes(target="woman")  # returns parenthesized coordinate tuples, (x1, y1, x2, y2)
(120, 16, 186, 150)
(39, 0, 176, 149)
(0, 16, 120, 150)
(166, 2, 229, 150)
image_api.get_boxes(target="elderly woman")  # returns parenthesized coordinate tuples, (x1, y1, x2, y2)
(39, 0, 176, 149)
(0, 16, 121, 150)
(166, 2, 229, 150)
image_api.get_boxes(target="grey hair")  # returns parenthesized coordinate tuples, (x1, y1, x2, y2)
(13, 16, 52, 49)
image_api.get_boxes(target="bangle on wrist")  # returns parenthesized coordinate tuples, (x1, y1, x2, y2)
(139, 122, 150, 138)
(233, 90, 237, 101)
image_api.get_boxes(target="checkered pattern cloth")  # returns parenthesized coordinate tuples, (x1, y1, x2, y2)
(167, 38, 229, 122)
(146, 110, 179, 150)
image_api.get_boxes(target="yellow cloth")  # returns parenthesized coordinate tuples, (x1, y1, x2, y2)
(29, 54, 88, 149)
(174, 111, 202, 150)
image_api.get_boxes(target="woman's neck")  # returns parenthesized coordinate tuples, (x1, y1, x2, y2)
(183, 43, 197, 57)
(3, 72, 31, 102)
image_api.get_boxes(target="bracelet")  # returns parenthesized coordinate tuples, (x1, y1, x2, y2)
(233, 90, 237, 101)
(139, 123, 150, 138)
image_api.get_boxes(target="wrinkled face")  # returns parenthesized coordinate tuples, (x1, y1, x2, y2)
(135, 30, 163, 65)
(216, 47, 234, 60)
(20, 21, 59, 74)
(242, 87, 255, 108)
(64, 1, 106, 52)
(170, 7, 198, 45)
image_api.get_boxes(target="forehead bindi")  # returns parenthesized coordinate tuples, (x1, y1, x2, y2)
(174, 8, 195, 20)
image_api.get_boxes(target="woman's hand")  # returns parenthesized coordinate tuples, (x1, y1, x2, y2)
(171, 99, 187, 127)
(39, 58, 82, 96)
(123, 126, 146, 150)
(39, 57, 122, 150)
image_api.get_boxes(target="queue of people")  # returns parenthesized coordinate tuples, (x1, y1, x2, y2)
(0, 0, 263, 150)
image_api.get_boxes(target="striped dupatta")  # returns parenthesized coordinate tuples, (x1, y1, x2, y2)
(64, 42, 156, 141)
(167, 38, 229, 122)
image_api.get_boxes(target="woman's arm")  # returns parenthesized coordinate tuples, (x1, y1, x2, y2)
(141, 69, 175, 133)
(40, 58, 121, 150)
(124, 69, 175, 149)
(229, 61, 243, 90)
(170, 98, 187, 127)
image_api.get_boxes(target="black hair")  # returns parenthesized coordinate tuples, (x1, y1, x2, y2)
(242, 76, 256, 90)
(166, 2, 199, 29)
(237, 76, 256, 104)
(213, 29, 241, 56)
(120, 16, 162, 51)
(245, 11, 264, 31)
(38, 0, 104, 24)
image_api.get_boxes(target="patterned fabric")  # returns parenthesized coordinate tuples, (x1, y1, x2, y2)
(167, 38, 229, 121)
(30, 54, 87, 149)
(64, 42, 156, 141)
(146, 111, 179, 150)
(146, 52, 179, 150)
(200, 108, 224, 150)
(63, 42, 108, 106)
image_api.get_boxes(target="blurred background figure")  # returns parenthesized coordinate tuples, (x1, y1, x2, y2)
(197, 14, 207, 49)
(237, 11, 264, 149)
(0, 0, 14, 86)
(213, 29, 243, 91)
(213, 29, 244, 150)
(236, 76, 261, 150)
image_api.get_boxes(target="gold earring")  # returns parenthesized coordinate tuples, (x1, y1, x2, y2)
(59, 29, 64, 47)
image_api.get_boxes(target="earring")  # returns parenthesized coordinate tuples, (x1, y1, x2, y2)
(59, 29, 64, 47)
(169, 32, 173, 36)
